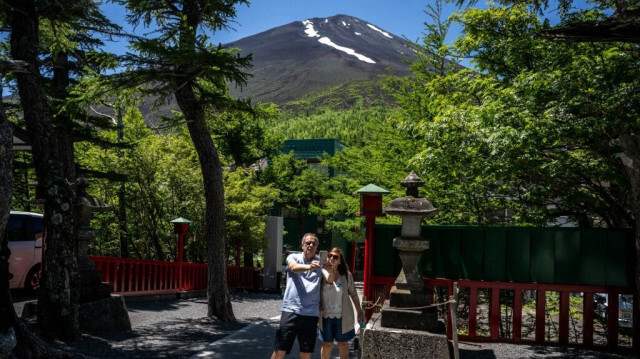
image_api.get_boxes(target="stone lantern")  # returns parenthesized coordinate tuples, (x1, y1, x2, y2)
(380, 171, 439, 331)
(75, 177, 131, 332)
(361, 171, 449, 359)
(76, 177, 110, 273)
(19, 177, 132, 333)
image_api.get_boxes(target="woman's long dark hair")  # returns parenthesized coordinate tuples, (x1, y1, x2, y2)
(330, 247, 350, 277)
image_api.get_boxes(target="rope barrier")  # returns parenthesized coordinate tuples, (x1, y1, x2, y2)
(363, 296, 381, 310)
(362, 298, 456, 311)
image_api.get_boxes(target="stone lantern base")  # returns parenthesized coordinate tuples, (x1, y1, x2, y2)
(78, 266, 112, 303)
(77, 266, 131, 332)
(379, 285, 439, 332)
(79, 295, 132, 332)
(361, 312, 451, 359)
(380, 302, 439, 332)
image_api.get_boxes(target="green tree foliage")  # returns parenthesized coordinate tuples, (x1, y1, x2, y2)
(111, 0, 254, 322)
(257, 153, 328, 214)
(77, 108, 206, 261)
(263, 87, 422, 238)
(210, 103, 281, 168)
(317, 114, 422, 237)
(224, 168, 280, 265)
(260, 111, 421, 241)
(283, 78, 398, 111)
(2, 0, 122, 343)
(390, 3, 639, 226)
(79, 105, 279, 267)
(268, 106, 395, 147)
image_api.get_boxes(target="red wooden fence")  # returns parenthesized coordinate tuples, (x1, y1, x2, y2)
(371, 276, 639, 352)
(89, 256, 261, 294)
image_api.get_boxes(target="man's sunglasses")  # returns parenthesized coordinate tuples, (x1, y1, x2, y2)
(304, 241, 317, 246)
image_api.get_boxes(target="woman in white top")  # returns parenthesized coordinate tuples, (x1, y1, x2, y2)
(319, 248, 365, 359)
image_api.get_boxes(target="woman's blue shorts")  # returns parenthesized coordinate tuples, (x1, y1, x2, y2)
(319, 316, 355, 343)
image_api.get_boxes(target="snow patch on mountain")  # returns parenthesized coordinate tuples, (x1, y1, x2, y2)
(302, 19, 375, 64)
(367, 24, 392, 39)
(318, 37, 375, 63)
(303, 20, 320, 37)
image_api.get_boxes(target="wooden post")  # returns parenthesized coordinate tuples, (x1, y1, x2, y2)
(536, 290, 546, 343)
(513, 289, 523, 341)
(364, 216, 375, 321)
(450, 282, 460, 359)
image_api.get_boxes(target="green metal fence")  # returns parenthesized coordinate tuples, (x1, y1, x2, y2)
(282, 216, 332, 250)
(373, 224, 635, 287)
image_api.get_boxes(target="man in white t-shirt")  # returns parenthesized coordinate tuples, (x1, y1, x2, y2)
(271, 233, 323, 359)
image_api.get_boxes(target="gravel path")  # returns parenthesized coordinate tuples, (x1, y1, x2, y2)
(17, 290, 283, 359)
(12, 290, 639, 358)
(457, 341, 635, 358)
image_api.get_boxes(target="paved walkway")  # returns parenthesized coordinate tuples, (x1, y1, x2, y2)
(190, 282, 366, 359)
(190, 317, 636, 359)
(12, 286, 637, 358)
(190, 316, 358, 359)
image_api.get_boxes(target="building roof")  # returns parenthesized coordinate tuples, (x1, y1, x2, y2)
(11, 122, 31, 151)
(281, 139, 346, 160)
(354, 183, 390, 194)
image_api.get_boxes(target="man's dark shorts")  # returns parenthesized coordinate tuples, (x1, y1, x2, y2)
(274, 311, 319, 353)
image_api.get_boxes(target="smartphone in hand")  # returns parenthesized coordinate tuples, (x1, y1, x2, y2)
(319, 250, 327, 264)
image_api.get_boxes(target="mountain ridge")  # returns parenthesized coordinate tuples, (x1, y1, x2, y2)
(227, 14, 416, 105)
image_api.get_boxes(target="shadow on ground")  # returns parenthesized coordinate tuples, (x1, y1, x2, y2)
(16, 290, 285, 359)
(46, 317, 247, 359)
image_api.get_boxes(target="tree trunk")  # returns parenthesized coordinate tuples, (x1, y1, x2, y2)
(118, 185, 129, 258)
(9, 0, 80, 341)
(117, 110, 129, 258)
(0, 89, 15, 348)
(52, 52, 76, 182)
(150, 231, 166, 261)
(619, 134, 640, 315)
(174, 84, 235, 322)
(2, 65, 79, 359)
(236, 245, 242, 267)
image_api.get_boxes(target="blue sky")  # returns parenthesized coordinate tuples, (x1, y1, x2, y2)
(100, 0, 586, 57)
(100, 0, 468, 54)
(208, 0, 462, 43)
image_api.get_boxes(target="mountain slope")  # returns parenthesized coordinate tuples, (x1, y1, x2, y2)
(227, 14, 416, 105)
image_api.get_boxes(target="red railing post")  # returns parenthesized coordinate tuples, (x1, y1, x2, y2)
(363, 215, 375, 321)
(147, 263, 152, 290)
(559, 291, 570, 344)
(446, 281, 453, 339)
(513, 289, 523, 341)
(132, 260, 136, 293)
(351, 240, 357, 275)
(535, 289, 546, 343)
(583, 292, 594, 347)
(633, 293, 639, 353)
(469, 286, 478, 339)
(607, 292, 619, 349)
(490, 288, 500, 339)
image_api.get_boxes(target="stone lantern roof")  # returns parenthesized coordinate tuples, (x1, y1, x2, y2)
(384, 171, 438, 218)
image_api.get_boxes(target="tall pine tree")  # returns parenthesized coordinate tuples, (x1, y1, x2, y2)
(112, 0, 252, 321)
(3, 0, 121, 345)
